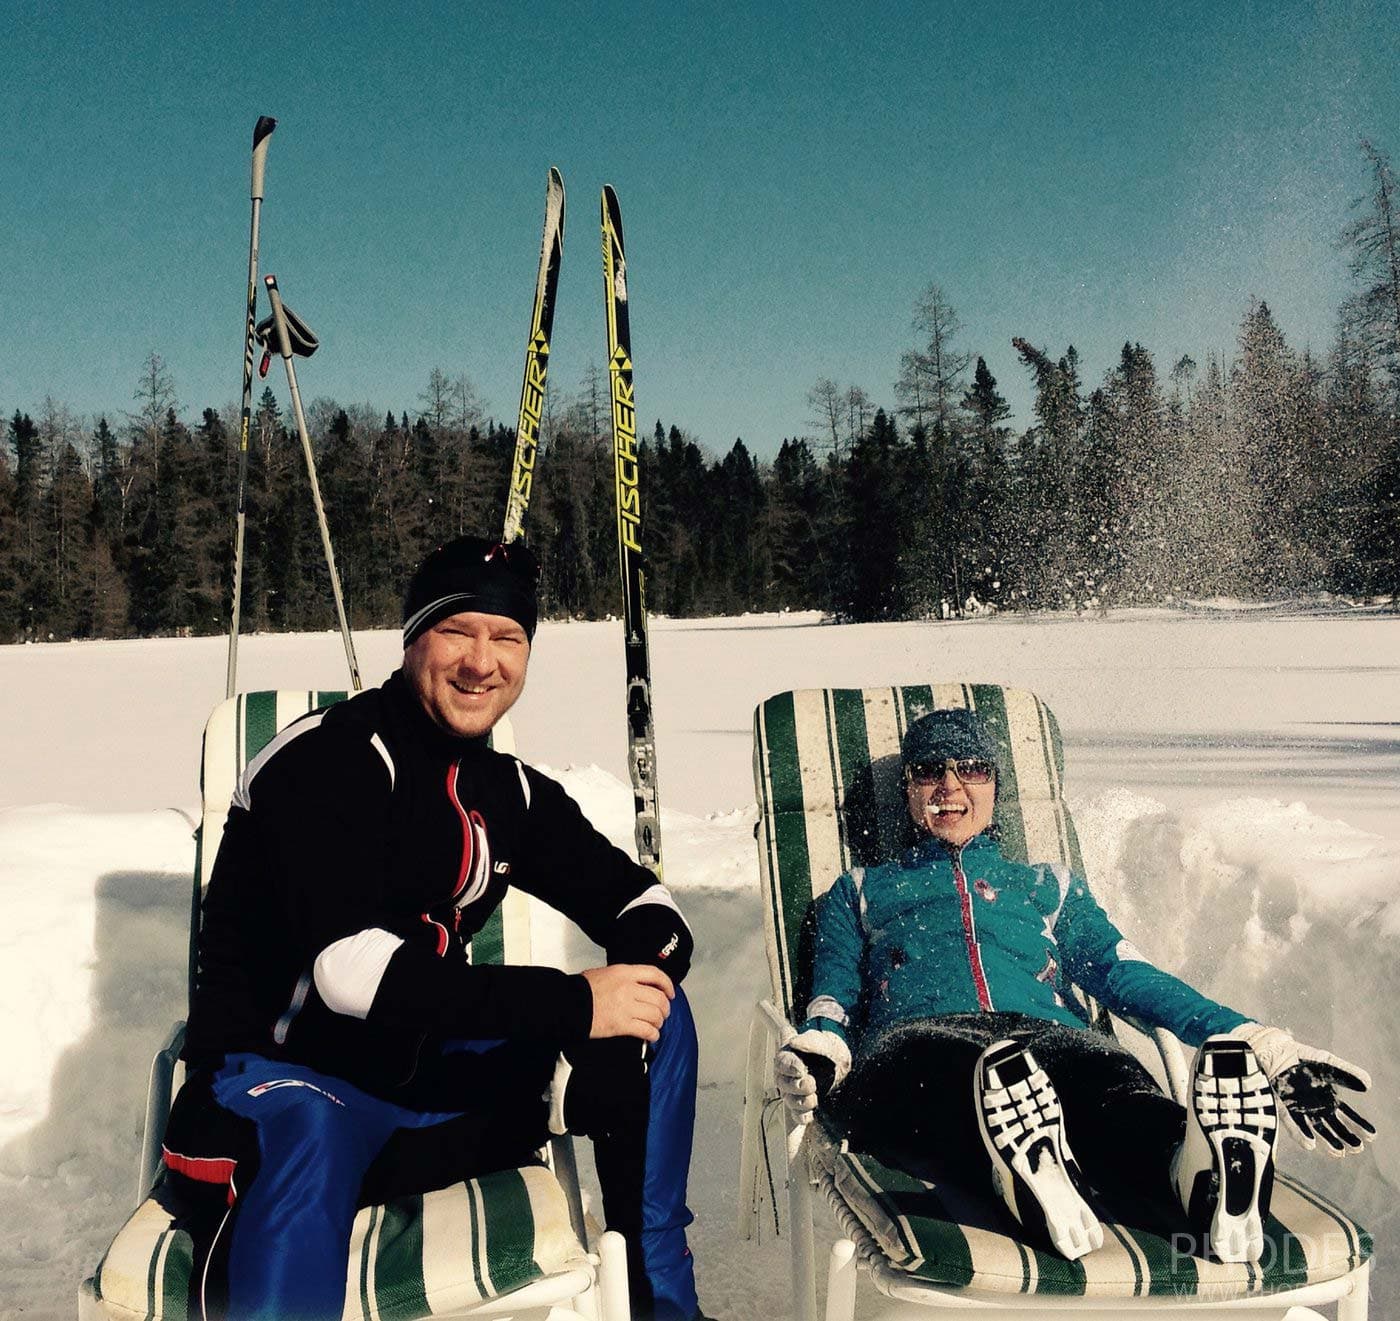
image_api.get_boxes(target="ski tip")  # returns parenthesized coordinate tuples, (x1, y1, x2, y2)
(545, 167, 565, 237)
(254, 116, 277, 144)
(601, 184, 622, 230)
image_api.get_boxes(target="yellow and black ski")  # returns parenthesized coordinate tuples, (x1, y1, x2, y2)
(502, 167, 566, 543)
(601, 184, 662, 874)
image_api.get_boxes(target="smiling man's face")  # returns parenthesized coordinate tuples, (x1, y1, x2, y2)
(402, 610, 530, 739)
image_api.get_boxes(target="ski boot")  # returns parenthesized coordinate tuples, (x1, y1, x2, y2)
(974, 1039, 1103, 1260)
(1173, 1035, 1279, 1263)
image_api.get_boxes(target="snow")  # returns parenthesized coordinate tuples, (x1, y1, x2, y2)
(1, 607, 1397, 1317)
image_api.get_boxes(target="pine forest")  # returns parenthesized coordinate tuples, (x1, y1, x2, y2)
(4, 142, 1399, 644)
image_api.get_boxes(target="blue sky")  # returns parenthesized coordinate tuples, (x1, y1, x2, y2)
(6, 0, 1398, 459)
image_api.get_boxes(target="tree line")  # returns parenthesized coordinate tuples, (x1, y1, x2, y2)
(2, 142, 1398, 644)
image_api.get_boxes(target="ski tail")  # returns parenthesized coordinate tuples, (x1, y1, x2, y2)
(601, 184, 662, 875)
(502, 167, 566, 543)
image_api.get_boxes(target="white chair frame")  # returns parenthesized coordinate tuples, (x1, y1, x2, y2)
(740, 997, 1370, 1321)
(739, 681, 1373, 1321)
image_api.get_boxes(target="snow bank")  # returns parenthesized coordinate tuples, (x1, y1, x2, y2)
(3, 778, 1395, 1319)
(1, 609, 1396, 1317)
(1076, 787, 1400, 1269)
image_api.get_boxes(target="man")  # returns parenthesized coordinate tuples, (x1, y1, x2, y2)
(164, 536, 700, 1320)
(776, 709, 1375, 1263)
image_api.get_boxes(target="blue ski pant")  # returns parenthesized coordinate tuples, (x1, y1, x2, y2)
(163, 989, 697, 1321)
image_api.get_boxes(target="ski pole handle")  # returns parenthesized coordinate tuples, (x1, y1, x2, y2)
(251, 116, 277, 200)
(263, 275, 295, 360)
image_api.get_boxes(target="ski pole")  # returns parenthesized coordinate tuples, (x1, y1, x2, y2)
(227, 115, 276, 699)
(261, 274, 362, 691)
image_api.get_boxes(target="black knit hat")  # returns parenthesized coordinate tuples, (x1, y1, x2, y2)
(901, 709, 1000, 770)
(402, 537, 539, 648)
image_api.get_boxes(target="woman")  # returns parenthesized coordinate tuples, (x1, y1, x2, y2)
(776, 709, 1374, 1262)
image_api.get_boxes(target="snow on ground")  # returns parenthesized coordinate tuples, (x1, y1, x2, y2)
(1, 607, 1397, 1318)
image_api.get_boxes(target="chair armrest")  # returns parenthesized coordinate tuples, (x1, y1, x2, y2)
(1110, 1009, 1191, 1106)
(1149, 1026, 1190, 1104)
(758, 997, 797, 1047)
(137, 1021, 186, 1205)
(548, 1134, 590, 1250)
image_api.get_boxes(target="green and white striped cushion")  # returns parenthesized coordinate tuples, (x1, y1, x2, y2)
(813, 1123, 1371, 1299)
(80, 692, 578, 1319)
(89, 1165, 586, 1320)
(752, 682, 1373, 1299)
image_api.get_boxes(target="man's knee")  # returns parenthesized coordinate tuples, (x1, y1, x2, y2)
(653, 986, 698, 1075)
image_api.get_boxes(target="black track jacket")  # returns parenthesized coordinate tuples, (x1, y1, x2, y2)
(184, 671, 692, 1101)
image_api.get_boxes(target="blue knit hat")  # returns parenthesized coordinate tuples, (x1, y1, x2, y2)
(901, 709, 1000, 769)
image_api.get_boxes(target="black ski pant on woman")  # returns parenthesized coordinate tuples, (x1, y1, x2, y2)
(828, 1012, 1188, 1228)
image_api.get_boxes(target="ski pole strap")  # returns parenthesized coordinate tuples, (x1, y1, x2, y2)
(257, 278, 319, 364)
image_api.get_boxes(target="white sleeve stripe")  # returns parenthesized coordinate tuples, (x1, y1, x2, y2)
(516, 761, 531, 809)
(234, 711, 328, 809)
(369, 733, 396, 789)
(1044, 861, 1073, 932)
(313, 928, 405, 1019)
(1114, 939, 1148, 964)
(806, 995, 849, 1026)
(617, 883, 693, 935)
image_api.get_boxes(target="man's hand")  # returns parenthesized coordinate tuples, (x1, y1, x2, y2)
(1236, 1022, 1377, 1156)
(581, 964, 675, 1042)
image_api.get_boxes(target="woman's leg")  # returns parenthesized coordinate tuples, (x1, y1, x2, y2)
(830, 1013, 1018, 1186)
(1012, 1019, 1186, 1226)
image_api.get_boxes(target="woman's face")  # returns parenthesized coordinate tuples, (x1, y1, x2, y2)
(905, 758, 997, 848)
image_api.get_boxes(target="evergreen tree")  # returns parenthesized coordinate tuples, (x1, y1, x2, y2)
(1341, 140, 1400, 404)
(47, 442, 96, 637)
(0, 445, 20, 640)
(838, 409, 910, 620)
(955, 360, 1015, 612)
(1229, 302, 1315, 593)
(712, 438, 766, 612)
(1011, 339, 1086, 607)
(764, 438, 830, 609)
(9, 412, 42, 554)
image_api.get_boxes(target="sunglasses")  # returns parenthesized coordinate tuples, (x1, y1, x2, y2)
(483, 540, 541, 582)
(905, 758, 997, 787)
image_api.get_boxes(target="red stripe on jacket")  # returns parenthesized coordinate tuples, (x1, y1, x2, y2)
(950, 851, 994, 1011)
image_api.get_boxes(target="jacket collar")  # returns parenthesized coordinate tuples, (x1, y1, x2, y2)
(904, 831, 999, 868)
(383, 668, 493, 759)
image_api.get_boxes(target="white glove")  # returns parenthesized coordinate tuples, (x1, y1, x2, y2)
(1235, 1023, 1377, 1157)
(774, 1029, 851, 1126)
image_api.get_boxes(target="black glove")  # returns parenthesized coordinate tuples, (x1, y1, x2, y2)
(1275, 1062, 1378, 1156)
(1237, 1022, 1377, 1157)
(606, 900, 693, 982)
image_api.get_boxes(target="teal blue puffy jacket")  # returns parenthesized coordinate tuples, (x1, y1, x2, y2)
(802, 833, 1246, 1051)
